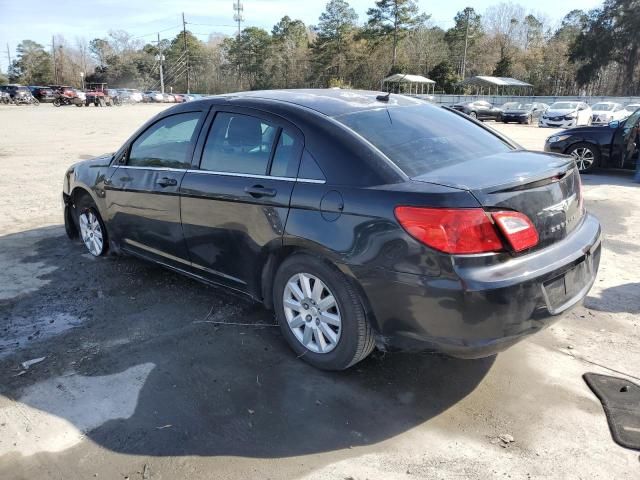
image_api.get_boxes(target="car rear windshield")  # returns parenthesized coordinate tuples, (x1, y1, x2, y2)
(551, 102, 578, 109)
(592, 103, 615, 111)
(335, 105, 514, 177)
(502, 102, 531, 110)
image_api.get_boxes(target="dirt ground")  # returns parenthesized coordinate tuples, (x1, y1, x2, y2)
(0, 103, 638, 480)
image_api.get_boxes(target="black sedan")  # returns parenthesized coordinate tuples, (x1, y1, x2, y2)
(62, 89, 601, 370)
(501, 102, 549, 124)
(545, 108, 640, 173)
(29, 86, 56, 102)
(450, 100, 503, 121)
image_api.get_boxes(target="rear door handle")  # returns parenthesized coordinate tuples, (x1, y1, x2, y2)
(244, 185, 277, 198)
(157, 177, 178, 187)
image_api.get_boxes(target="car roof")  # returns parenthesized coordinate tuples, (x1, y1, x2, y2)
(209, 89, 427, 117)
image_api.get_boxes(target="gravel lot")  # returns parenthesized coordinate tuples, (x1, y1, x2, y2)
(0, 103, 638, 479)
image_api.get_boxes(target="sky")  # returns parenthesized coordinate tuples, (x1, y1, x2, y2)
(0, 0, 604, 72)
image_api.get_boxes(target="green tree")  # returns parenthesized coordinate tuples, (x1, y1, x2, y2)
(570, 0, 640, 95)
(270, 16, 309, 88)
(312, 0, 359, 83)
(11, 40, 53, 85)
(428, 61, 458, 93)
(492, 54, 512, 77)
(224, 27, 272, 90)
(444, 7, 483, 77)
(364, 0, 429, 68)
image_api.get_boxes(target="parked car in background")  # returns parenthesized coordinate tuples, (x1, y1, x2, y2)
(451, 100, 503, 121)
(590, 102, 627, 125)
(624, 104, 640, 115)
(0, 90, 10, 104)
(545, 107, 640, 173)
(29, 86, 56, 102)
(143, 91, 164, 103)
(0, 84, 39, 105)
(62, 89, 601, 370)
(163, 93, 176, 103)
(539, 101, 592, 128)
(500, 102, 549, 124)
(118, 88, 143, 103)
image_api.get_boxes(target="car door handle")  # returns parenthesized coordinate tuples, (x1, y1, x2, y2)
(244, 185, 277, 198)
(157, 177, 178, 187)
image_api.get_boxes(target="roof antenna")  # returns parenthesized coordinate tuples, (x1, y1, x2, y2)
(377, 73, 408, 102)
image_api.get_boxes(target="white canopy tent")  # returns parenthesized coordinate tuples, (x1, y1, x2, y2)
(381, 74, 436, 95)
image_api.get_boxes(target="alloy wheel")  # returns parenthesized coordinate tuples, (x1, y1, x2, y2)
(283, 273, 342, 354)
(570, 147, 595, 171)
(79, 209, 104, 256)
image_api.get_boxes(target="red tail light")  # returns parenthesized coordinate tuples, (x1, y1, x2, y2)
(394, 207, 539, 254)
(492, 211, 539, 252)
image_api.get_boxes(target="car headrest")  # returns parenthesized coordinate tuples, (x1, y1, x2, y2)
(226, 116, 262, 147)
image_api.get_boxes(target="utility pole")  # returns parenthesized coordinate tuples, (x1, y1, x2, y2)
(461, 9, 470, 80)
(52, 36, 58, 84)
(182, 12, 190, 94)
(157, 33, 165, 94)
(5, 43, 11, 75)
(233, 2, 244, 38)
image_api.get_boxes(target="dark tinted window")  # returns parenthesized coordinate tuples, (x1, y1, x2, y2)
(336, 105, 513, 177)
(200, 112, 276, 175)
(128, 112, 201, 168)
(270, 130, 299, 177)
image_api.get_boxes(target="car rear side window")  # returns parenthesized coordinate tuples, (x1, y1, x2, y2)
(335, 105, 513, 177)
(200, 112, 276, 175)
(128, 112, 201, 169)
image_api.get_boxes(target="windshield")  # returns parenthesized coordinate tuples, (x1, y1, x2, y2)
(502, 102, 532, 111)
(592, 103, 615, 111)
(335, 105, 514, 177)
(550, 102, 578, 110)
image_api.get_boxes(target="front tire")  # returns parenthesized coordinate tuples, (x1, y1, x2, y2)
(469, 111, 477, 119)
(75, 195, 108, 256)
(273, 254, 375, 370)
(567, 142, 600, 174)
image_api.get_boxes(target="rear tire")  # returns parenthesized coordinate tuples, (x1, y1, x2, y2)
(469, 111, 477, 119)
(53, 98, 61, 107)
(273, 254, 375, 370)
(567, 142, 600, 174)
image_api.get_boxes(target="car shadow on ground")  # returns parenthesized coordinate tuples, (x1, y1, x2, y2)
(585, 282, 640, 315)
(0, 226, 495, 460)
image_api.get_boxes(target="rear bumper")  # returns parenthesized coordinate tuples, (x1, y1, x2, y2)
(356, 213, 602, 358)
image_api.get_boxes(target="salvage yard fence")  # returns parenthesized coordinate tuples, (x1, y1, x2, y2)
(420, 94, 640, 106)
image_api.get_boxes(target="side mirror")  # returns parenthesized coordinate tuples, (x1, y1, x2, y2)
(609, 120, 620, 129)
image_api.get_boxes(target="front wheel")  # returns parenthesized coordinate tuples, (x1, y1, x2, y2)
(469, 111, 477, 119)
(76, 195, 108, 256)
(567, 142, 600, 174)
(53, 98, 61, 107)
(273, 254, 375, 370)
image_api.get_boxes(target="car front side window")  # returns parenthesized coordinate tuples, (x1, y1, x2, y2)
(200, 112, 277, 175)
(128, 112, 201, 169)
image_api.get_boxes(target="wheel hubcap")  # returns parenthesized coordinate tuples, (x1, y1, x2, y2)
(79, 210, 104, 256)
(283, 273, 341, 354)
(570, 147, 594, 171)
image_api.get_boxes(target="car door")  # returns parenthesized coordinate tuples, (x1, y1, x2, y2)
(612, 109, 640, 168)
(179, 108, 303, 295)
(475, 101, 490, 119)
(106, 110, 206, 267)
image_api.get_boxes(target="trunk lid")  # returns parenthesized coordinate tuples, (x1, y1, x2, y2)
(413, 150, 584, 251)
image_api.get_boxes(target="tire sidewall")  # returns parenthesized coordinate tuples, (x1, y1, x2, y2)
(75, 195, 109, 256)
(273, 254, 366, 370)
